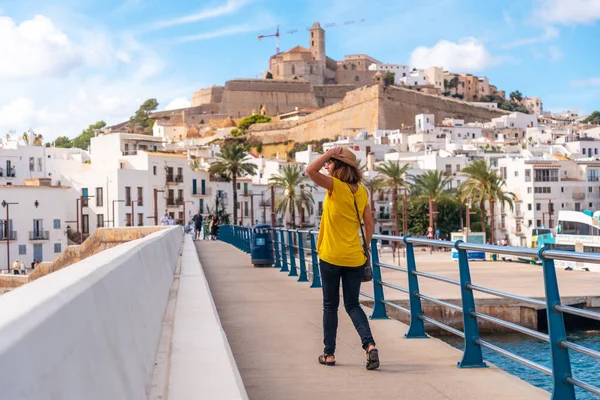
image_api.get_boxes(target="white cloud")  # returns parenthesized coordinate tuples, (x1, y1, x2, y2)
(501, 26, 558, 49)
(0, 15, 83, 78)
(409, 37, 498, 72)
(571, 77, 600, 87)
(548, 45, 564, 62)
(174, 23, 258, 43)
(164, 97, 191, 111)
(534, 0, 600, 24)
(0, 14, 191, 142)
(149, 0, 253, 31)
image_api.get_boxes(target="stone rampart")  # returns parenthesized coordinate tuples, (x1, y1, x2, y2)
(191, 86, 224, 107)
(249, 84, 507, 144)
(0, 227, 182, 400)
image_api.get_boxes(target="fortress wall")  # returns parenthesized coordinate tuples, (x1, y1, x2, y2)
(249, 85, 381, 144)
(219, 79, 318, 117)
(313, 84, 357, 107)
(381, 86, 507, 128)
(191, 86, 224, 107)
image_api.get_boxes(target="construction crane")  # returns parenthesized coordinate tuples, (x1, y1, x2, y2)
(258, 19, 365, 55)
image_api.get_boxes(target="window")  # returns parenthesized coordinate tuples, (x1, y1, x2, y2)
(126, 213, 132, 227)
(590, 202, 594, 208)
(29, 157, 34, 171)
(125, 186, 131, 206)
(536, 219, 542, 228)
(589, 187, 593, 193)
(525, 169, 531, 182)
(82, 215, 89, 234)
(291, 65, 295, 74)
(527, 187, 532, 194)
(244, 202, 249, 217)
(561, 187, 564, 193)
(192, 179, 197, 195)
(588, 169, 599, 182)
(534, 187, 551, 194)
(19, 245, 26, 255)
(37, 157, 42, 172)
(54, 243, 62, 253)
(138, 213, 144, 227)
(309, 65, 313, 74)
(96, 187, 103, 206)
(533, 169, 558, 182)
(528, 220, 532, 227)
(53, 219, 61, 229)
(355, 75, 359, 82)
(536, 203, 541, 211)
(97, 214, 104, 228)
(82, 188, 88, 207)
(137, 187, 143, 206)
(528, 203, 532, 211)
(153, 166, 157, 175)
(514, 171, 519, 177)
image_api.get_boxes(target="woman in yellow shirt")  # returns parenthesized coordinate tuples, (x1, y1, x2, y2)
(306, 146, 379, 370)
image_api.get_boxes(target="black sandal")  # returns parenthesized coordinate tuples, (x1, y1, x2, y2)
(318, 354, 336, 366)
(366, 348, 380, 370)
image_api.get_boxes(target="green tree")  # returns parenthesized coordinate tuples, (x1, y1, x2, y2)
(269, 165, 315, 228)
(509, 90, 523, 103)
(583, 111, 600, 124)
(384, 71, 395, 86)
(237, 114, 271, 131)
(208, 144, 257, 225)
(460, 159, 492, 235)
(410, 170, 453, 231)
(486, 173, 515, 245)
(364, 176, 384, 218)
(129, 98, 158, 134)
(376, 161, 411, 235)
(54, 136, 73, 148)
(72, 121, 106, 149)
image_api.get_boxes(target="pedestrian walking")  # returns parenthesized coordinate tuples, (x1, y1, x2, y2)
(168, 215, 175, 226)
(20, 260, 26, 275)
(31, 259, 36, 270)
(210, 214, 219, 240)
(192, 211, 203, 240)
(306, 146, 379, 370)
(12, 259, 20, 275)
(160, 211, 169, 226)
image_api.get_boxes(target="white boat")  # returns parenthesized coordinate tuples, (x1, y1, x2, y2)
(550, 210, 600, 272)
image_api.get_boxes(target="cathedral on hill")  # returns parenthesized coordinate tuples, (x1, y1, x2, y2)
(264, 22, 381, 86)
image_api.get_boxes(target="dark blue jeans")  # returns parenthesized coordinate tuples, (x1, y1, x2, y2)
(320, 259, 375, 355)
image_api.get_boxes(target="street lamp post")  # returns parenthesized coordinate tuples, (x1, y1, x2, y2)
(153, 189, 165, 225)
(2, 200, 18, 274)
(112, 200, 125, 227)
(270, 185, 276, 227)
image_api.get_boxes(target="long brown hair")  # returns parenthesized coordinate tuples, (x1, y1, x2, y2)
(330, 159, 363, 184)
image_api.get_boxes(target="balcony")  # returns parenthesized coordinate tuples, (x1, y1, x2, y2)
(167, 197, 176, 206)
(377, 213, 391, 220)
(166, 175, 175, 184)
(137, 198, 143, 207)
(175, 174, 183, 183)
(572, 192, 585, 201)
(259, 200, 271, 207)
(29, 231, 49, 241)
(0, 231, 17, 240)
(121, 150, 138, 156)
(175, 197, 184, 205)
(192, 187, 212, 197)
(511, 229, 526, 236)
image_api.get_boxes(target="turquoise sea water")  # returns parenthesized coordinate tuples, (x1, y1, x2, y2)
(440, 331, 600, 399)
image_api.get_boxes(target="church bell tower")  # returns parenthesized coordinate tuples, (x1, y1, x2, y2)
(309, 22, 325, 62)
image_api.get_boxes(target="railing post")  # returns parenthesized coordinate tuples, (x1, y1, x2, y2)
(280, 230, 289, 273)
(403, 237, 427, 337)
(539, 248, 576, 400)
(245, 228, 251, 253)
(273, 229, 281, 269)
(370, 238, 389, 319)
(308, 230, 321, 288)
(287, 230, 298, 277)
(296, 230, 308, 282)
(455, 240, 487, 368)
(232, 226, 237, 247)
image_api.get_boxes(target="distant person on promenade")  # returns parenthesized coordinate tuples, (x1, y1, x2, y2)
(306, 146, 379, 370)
(168, 215, 175, 226)
(192, 211, 203, 240)
(31, 259, 36, 270)
(202, 216, 210, 240)
(12, 259, 19, 275)
(210, 214, 220, 240)
(160, 212, 169, 226)
(20, 260, 26, 275)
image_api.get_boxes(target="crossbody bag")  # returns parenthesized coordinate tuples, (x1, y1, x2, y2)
(347, 183, 373, 282)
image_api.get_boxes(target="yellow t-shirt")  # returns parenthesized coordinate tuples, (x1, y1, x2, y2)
(317, 177, 368, 267)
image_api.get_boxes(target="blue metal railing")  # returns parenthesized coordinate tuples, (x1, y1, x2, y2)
(219, 226, 600, 399)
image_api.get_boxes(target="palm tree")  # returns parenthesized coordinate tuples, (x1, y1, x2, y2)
(269, 165, 315, 228)
(486, 173, 515, 245)
(364, 176, 384, 219)
(209, 144, 257, 225)
(376, 161, 411, 235)
(460, 159, 492, 234)
(410, 170, 453, 232)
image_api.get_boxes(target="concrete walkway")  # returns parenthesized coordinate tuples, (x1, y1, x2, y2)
(196, 241, 549, 400)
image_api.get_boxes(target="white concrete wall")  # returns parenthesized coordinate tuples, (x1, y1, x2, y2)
(0, 226, 183, 400)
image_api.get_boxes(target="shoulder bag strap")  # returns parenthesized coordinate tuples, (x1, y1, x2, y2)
(347, 183, 368, 251)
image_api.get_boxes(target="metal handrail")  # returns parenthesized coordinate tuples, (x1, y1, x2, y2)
(219, 225, 600, 399)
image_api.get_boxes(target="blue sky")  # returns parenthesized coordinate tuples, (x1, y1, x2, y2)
(0, 0, 599, 141)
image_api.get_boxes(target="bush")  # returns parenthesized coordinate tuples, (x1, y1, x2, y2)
(237, 114, 272, 131)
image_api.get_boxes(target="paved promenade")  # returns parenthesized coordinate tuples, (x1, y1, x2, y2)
(196, 241, 549, 400)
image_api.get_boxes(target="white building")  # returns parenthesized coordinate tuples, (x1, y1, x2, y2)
(368, 63, 409, 84)
(487, 112, 537, 130)
(0, 179, 69, 268)
(416, 114, 435, 133)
